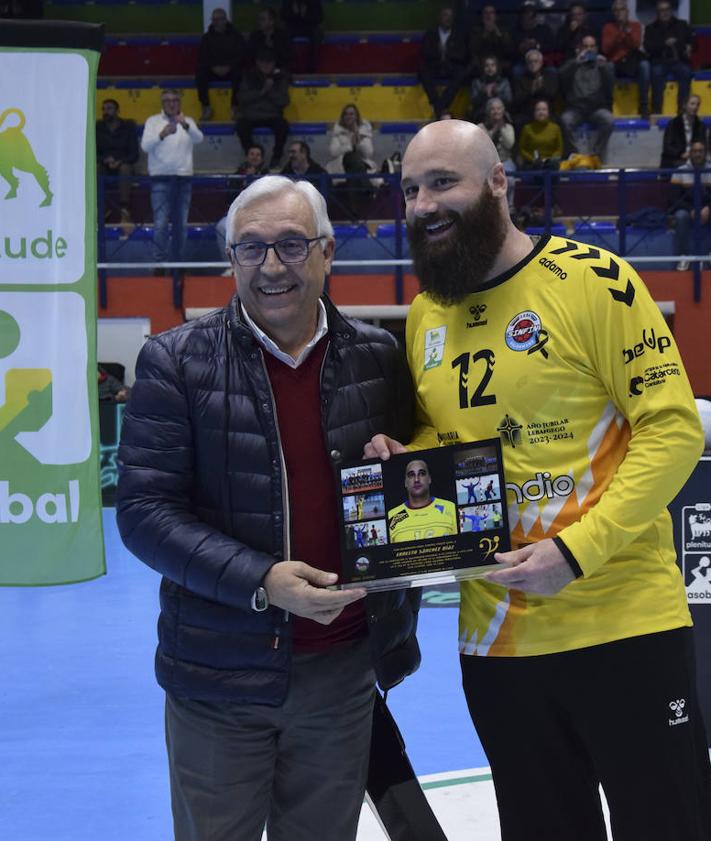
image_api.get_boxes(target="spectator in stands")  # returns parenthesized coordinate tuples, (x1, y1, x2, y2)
(98, 365, 130, 403)
(281, 140, 327, 178)
(556, 3, 597, 61)
(236, 49, 290, 170)
(518, 98, 564, 168)
(517, 98, 563, 222)
(281, 0, 323, 72)
(661, 94, 708, 169)
(560, 35, 614, 160)
(513, 1, 554, 76)
(141, 90, 204, 274)
(419, 6, 471, 120)
(249, 6, 291, 73)
(470, 55, 512, 124)
(469, 5, 515, 78)
(670, 140, 711, 271)
(326, 103, 377, 175)
(511, 48, 559, 132)
(236, 143, 270, 175)
(601, 0, 650, 118)
(196, 7, 245, 122)
(643, 0, 693, 114)
(96, 98, 139, 226)
(477, 97, 516, 210)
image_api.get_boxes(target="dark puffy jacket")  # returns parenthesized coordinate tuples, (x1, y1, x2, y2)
(660, 115, 708, 169)
(116, 296, 421, 703)
(197, 22, 245, 69)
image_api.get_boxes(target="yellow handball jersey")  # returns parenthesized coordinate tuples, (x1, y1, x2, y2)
(388, 498, 457, 543)
(406, 234, 704, 657)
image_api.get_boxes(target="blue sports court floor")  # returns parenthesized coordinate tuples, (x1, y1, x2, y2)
(2, 509, 516, 841)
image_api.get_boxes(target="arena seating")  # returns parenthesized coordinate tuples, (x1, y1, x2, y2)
(84, 0, 711, 283)
(99, 33, 424, 76)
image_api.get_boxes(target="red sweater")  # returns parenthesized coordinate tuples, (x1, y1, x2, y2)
(264, 338, 367, 652)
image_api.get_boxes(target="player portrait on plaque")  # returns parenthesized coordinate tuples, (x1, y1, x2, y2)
(337, 440, 511, 591)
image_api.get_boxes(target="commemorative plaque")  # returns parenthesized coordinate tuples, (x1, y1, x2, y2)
(336, 440, 511, 591)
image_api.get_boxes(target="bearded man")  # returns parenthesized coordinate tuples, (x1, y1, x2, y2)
(367, 120, 711, 841)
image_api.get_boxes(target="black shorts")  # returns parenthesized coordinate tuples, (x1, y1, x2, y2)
(461, 628, 711, 841)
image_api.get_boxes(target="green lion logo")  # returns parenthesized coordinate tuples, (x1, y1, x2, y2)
(0, 108, 53, 208)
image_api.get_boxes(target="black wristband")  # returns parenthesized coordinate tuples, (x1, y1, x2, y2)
(553, 535, 583, 578)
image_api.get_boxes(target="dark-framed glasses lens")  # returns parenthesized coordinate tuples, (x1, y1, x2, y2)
(235, 243, 267, 265)
(275, 239, 310, 262)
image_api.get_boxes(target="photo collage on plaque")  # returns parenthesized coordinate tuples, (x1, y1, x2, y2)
(454, 446, 504, 536)
(341, 464, 388, 552)
(337, 439, 510, 590)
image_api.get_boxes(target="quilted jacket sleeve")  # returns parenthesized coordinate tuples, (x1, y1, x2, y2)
(116, 335, 277, 611)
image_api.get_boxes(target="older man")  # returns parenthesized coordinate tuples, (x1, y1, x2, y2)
(141, 90, 203, 273)
(366, 120, 711, 841)
(560, 34, 614, 159)
(116, 175, 420, 841)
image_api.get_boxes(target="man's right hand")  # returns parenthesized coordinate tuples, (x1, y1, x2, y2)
(160, 122, 178, 139)
(363, 434, 407, 460)
(264, 561, 366, 624)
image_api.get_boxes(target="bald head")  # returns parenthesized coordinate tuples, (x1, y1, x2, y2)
(401, 119, 508, 227)
(401, 117, 532, 304)
(404, 120, 500, 182)
(404, 460, 431, 505)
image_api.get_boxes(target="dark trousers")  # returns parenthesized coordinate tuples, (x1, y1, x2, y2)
(614, 55, 651, 113)
(99, 162, 133, 209)
(235, 117, 289, 161)
(461, 627, 711, 841)
(166, 638, 376, 841)
(419, 63, 470, 117)
(651, 60, 693, 113)
(195, 63, 241, 106)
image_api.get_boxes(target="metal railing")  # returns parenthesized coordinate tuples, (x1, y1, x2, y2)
(97, 167, 710, 308)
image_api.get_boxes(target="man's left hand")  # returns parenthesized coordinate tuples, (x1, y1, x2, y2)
(485, 538, 576, 595)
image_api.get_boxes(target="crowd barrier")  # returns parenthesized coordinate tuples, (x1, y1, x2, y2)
(97, 167, 711, 307)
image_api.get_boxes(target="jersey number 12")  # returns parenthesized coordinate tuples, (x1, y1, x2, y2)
(452, 350, 496, 409)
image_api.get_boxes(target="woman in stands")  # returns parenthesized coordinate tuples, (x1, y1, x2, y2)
(469, 55, 513, 125)
(477, 97, 516, 211)
(326, 103, 377, 175)
(518, 99, 563, 170)
(327, 103, 380, 215)
(661, 94, 708, 170)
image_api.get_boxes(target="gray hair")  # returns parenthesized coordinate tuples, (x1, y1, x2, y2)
(224, 176, 334, 250)
(485, 97, 506, 116)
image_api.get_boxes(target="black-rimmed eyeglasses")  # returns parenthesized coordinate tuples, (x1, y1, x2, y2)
(229, 236, 326, 267)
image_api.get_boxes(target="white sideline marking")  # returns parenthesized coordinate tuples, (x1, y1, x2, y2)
(357, 768, 615, 841)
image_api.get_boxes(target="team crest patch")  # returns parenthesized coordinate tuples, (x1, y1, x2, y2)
(424, 326, 447, 370)
(505, 310, 549, 357)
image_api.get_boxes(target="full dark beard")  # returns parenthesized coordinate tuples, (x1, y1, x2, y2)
(407, 184, 507, 306)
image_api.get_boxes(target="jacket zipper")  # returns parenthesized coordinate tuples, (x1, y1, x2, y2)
(318, 339, 332, 431)
(260, 350, 290, 649)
